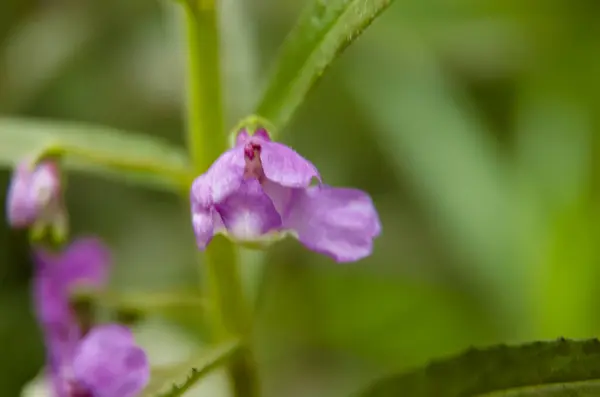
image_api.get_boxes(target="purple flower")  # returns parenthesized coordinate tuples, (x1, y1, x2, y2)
(6, 158, 63, 229)
(190, 128, 381, 262)
(34, 238, 149, 397)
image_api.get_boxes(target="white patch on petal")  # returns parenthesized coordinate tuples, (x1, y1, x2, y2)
(228, 209, 264, 241)
(31, 166, 58, 208)
(192, 210, 219, 249)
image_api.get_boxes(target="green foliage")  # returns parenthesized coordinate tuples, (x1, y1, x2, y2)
(3, 0, 600, 396)
(140, 339, 241, 397)
(482, 381, 600, 397)
(0, 288, 44, 396)
(255, 0, 395, 132)
(344, 47, 521, 322)
(72, 288, 206, 319)
(0, 117, 191, 191)
(358, 339, 600, 397)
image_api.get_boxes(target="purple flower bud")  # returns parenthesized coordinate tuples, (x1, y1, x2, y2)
(190, 128, 381, 262)
(6, 158, 62, 229)
(33, 238, 149, 397)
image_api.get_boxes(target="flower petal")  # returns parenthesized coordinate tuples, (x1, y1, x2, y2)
(191, 147, 245, 207)
(7, 160, 62, 228)
(33, 263, 81, 397)
(73, 324, 149, 397)
(33, 269, 72, 328)
(235, 128, 271, 147)
(6, 161, 37, 227)
(257, 140, 320, 188)
(234, 128, 250, 146)
(191, 207, 223, 249)
(216, 178, 282, 241)
(32, 238, 110, 329)
(283, 186, 381, 262)
(56, 237, 111, 290)
(253, 128, 271, 142)
(33, 270, 80, 362)
(260, 179, 294, 216)
(31, 162, 61, 209)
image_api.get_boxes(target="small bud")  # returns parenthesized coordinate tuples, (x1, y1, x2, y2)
(6, 158, 63, 230)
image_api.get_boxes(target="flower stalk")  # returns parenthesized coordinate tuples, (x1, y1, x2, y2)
(183, 0, 225, 173)
(182, 1, 260, 396)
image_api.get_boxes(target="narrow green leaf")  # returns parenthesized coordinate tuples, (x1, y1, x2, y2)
(141, 339, 241, 397)
(514, 78, 597, 339)
(0, 117, 192, 191)
(72, 289, 206, 315)
(480, 380, 600, 397)
(357, 339, 600, 397)
(221, 0, 261, 126)
(344, 45, 520, 325)
(255, 0, 394, 132)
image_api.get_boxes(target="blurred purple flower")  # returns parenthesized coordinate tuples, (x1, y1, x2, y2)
(190, 128, 381, 262)
(34, 238, 149, 397)
(6, 158, 63, 229)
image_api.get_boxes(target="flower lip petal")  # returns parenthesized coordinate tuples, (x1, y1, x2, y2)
(282, 185, 381, 263)
(256, 140, 321, 188)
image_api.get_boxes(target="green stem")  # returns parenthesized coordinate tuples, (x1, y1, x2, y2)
(183, 0, 225, 172)
(204, 237, 260, 397)
(182, 1, 260, 396)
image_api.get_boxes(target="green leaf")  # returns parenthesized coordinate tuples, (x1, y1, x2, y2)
(72, 288, 206, 316)
(255, 0, 395, 132)
(141, 339, 241, 397)
(514, 75, 598, 339)
(357, 339, 600, 397)
(480, 380, 600, 397)
(0, 117, 192, 191)
(221, 0, 261, 126)
(344, 44, 520, 325)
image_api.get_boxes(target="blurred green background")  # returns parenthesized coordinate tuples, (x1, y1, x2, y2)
(2, 0, 600, 396)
